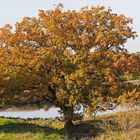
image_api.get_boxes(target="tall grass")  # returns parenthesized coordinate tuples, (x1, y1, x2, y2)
(95, 110, 140, 140)
(0, 110, 140, 140)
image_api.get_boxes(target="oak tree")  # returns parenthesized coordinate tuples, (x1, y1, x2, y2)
(0, 4, 140, 135)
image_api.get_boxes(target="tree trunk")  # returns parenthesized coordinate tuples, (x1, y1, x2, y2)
(62, 107, 74, 139)
(65, 118, 74, 139)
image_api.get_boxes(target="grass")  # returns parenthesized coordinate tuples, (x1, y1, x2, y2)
(94, 110, 140, 140)
(0, 118, 65, 140)
(0, 110, 140, 140)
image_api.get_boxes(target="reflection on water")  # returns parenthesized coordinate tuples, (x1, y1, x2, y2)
(0, 108, 61, 119)
(0, 107, 125, 119)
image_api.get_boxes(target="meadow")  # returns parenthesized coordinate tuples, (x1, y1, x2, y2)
(0, 109, 140, 140)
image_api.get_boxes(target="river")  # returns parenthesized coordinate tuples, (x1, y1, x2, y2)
(0, 107, 125, 119)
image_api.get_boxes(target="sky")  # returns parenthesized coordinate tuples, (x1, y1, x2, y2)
(0, 0, 140, 52)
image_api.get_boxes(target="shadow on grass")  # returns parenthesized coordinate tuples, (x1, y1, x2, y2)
(0, 119, 108, 139)
(0, 120, 104, 139)
(0, 122, 65, 138)
(68, 120, 105, 139)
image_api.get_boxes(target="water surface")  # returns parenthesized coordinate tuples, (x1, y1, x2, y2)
(0, 107, 124, 119)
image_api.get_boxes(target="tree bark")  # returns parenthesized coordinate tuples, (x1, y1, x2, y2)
(65, 118, 74, 139)
(62, 107, 74, 139)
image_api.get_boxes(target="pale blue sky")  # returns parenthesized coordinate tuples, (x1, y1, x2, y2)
(0, 0, 140, 52)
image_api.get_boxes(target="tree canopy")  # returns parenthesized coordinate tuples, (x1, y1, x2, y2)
(0, 5, 140, 130)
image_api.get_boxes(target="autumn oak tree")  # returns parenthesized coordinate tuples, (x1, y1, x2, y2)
(0, 4, 140, 134)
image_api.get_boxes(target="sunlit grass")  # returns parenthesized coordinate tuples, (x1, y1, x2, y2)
(0, 110, 140, 140)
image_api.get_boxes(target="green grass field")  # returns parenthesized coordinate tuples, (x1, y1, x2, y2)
(0, 110, 140, 140)
(0, 118, 65, 140)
